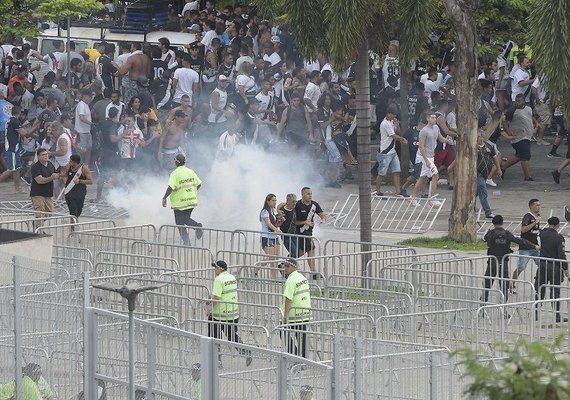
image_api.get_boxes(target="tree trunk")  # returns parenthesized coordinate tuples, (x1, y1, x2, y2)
(355, 39, 372, 274)
(443, 0, 481, 243)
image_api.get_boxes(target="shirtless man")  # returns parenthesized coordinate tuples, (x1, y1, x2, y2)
(167, 94, 192, 129)
(158, 109, 187, 171)
(117, 42, 150, 102)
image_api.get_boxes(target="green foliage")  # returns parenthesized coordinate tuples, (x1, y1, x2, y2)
(287, 0, 329, 63)
(397, 0, 440, 67)
(528, 0, 570, 123)
(35, 0, 103, 20)
(455, 336, 570, 400)
(399, 236, 487, 251)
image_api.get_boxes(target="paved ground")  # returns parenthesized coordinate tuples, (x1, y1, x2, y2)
(0, 133, 568, 247)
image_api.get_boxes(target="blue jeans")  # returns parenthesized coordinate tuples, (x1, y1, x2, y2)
(476, 176, 492, 217)
(518, 249, 540, 271)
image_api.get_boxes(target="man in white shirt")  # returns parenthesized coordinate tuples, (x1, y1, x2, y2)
(374, 108, 407, 196)
(181, 0, 199, 15)
(105, 90, 125, 119)
(262, 44, 281, 67)
(74, 89, 93, 167)
(171, 53, 200, 107)
(235, 44, 254, 73)
(115, 42, 131, 68)
(158, 37, 177, 69)
(304, 71, 322, 141)
(32, 40, 64, 73)
(511, 57, 535, 102)
(200, 21, 218, 52)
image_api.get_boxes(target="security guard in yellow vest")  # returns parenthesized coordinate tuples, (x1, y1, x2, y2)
(281, 258, 312, 358)
(208, 260, 252, 367)
(161, 153, 203, 245)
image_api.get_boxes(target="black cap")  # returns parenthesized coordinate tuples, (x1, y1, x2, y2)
(174, 153, 186, 164)
(212, 260, 228, 269)
(283, 258, 297, 268)
(548, 216, 560, 226)
(492, 215, 503, 226)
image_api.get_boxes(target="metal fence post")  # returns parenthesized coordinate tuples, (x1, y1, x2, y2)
(13, 256, 22, 400)
(354, 337, 363, 399)
(430, 352, 438, 400)
(83, 307, 98, 400)
(147, 326, 157, 400)
(332, 334, 341, 400)
(201, 337, 218, 400)
(277, 353, 288, 400)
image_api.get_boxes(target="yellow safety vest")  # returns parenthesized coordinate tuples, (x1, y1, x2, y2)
(282, 270, 312, 322)
(168, 166, 202, 210)
(212, 271, 239, 321)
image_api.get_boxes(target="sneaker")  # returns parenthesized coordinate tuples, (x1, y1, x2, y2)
(486, 178, 497, 187)
(20, 176, 31, 186)
(552, 170, 561, 184)
(547, 152, 562, 158)
(395, 192, 410, 198)
(530, 135, 537, 142)
(428, 200, 443, 208)
(538, 139, 550, 146)
(195, 223, 204, 240)
(400, 188, 409, 197)
(524, 177, 534, 181)
(485, 214, 495, 219)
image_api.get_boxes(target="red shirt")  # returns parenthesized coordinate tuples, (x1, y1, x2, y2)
(7, 75, 27, 98)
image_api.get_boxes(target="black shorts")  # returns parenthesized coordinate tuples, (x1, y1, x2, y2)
(298, 236, 315, 253)
(287, 132, 308, 148)
(66, 196, 85, 218)
(512, 140, 531, 161)
(261, 237, 280, 248)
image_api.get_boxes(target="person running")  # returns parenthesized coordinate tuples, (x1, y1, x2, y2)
(511, 198, 542, 294)
(476, 130, 501, 219)
(60, 154, 93, 229)
(161, 154, 203, 245)
(501, 94, 534, 181)
(410, 111, 453, 207)
(0, 106, 26, 193)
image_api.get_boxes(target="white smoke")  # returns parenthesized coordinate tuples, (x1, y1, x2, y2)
(106, 144, 325, 230)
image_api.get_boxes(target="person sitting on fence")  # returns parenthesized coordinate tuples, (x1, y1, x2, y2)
(481, 215, 538, 305)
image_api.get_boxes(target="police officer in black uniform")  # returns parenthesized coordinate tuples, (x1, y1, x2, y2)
(482, 215, 538, 303)
(535, 216, 568, 323)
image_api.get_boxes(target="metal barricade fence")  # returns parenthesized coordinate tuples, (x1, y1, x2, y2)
(96, 251, 181, 270)
(332, 193, 446, 233)
(78, 224, 157, 241)
(231, 228, 323, 257)
(476, 210, 569, 236)
(51, 255, 94, 282)
(0, 215, 77, 232)
(327, 284, 414, 315)
(157, 224, 246, 254)
(86, 307, 334, 400)
(312, 297, 389, 321)
(159, 268, 220, 291)
(238, 262, 314, 281)
(93, 261, 176, 279)
(376, 308, 476, 348)
(68, 232, 149, 254)
(195, 299, 284, 330)
(216, 250, 282, 268)
(130, 241, 215, 270)
(36, 219, 116, 245)
(476, 298, 570, 357)
(53, 244, 93, 262)
(323, 238, 409, 255)
(180, 319, 271, 348)
(326, 273, 414, 299)
(365, 251, 458, 279)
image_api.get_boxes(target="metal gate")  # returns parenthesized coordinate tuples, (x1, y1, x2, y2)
(331, 194, 445, 233)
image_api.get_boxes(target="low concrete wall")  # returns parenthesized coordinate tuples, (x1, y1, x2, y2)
(0, 229, 53, 285)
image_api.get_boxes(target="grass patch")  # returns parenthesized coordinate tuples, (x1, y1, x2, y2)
(398, 236, 487, 251)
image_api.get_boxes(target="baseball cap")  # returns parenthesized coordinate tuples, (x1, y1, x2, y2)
(189, 42, 200, 49)
(212, 260, 228, 269)
(548, 216, 560, 226)
(283, 258, 297, 268)
(218, 74, 229, 81)
(273, 73, 282, 81)
(174, 153, 186, 164)
(271, 35, 281, 44)
(189, 23, 201, 32)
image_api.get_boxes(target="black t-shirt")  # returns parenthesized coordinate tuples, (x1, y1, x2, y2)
(407, 93, 428, 126)
(151, 59, 169, 84)
(98, 55, 117, 91)
(188, 56, 203, 77)
(405, 127, 420, 163)
(99, 120, 120, 162)
(6, 116, 21, 152)
(30, 161, 55, 197)
(37, 109, 56, 143)
(278, 205, 297, 234)
(65, 165, 86, 198)
(520, 212, 540, 249)
(295, 200, 323, 236)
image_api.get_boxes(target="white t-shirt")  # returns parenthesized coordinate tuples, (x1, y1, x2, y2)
(74, 100, 91, 133)
(235, 74, 256, 94)
(54, 132, 72, 168)
(173, 67, 200, 103)
(532, 75, 546, 102)
(161, 49, 177, 69)
(304, 60, 320, 73)
(446, 111, 457, 130)
(201, 30, 218, 52)
(116, 52, 131, 68)
(118, 125, 142, 159)
(263, 52, 281, 67)
(511, 67, 530, 101)
(254, 91, 274, 119)
(105, 102, 125, 119)
(304, 82, 321, 113)
(235, 56, 254, 74)
(216, 131, 238, 159)
(43, 51, 64, 73)
(382, 55, 400, 90)
(379, 118, 396, 154)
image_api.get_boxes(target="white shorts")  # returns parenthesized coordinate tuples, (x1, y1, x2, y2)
(420, 157, 437, 178)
